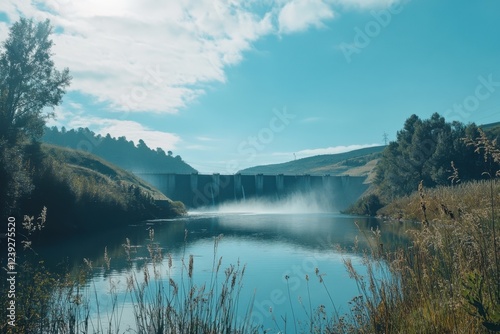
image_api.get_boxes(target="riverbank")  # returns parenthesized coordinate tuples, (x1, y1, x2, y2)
(352, 180, 500, 333)
(1, 180, 498, 333)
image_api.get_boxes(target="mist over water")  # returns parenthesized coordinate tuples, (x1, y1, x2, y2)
(191, 191, 338, 215)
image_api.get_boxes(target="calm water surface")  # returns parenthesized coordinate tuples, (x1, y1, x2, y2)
(39, 208, 411, 332)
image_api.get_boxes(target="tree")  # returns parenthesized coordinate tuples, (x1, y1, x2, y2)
(375, 113, 485, 198)
(137, 139, 150, 152)
(156, 147, 166, 156)
(0, 18, 70, 215)
(0, 18, 71, 144)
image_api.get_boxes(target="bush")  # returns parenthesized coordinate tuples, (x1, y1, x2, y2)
(344, 194, 383, 216)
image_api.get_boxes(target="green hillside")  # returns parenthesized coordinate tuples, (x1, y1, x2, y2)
(481, 121, 500, 139)
(240, 121, 500, 184)
(20, 143, 185, 234)
(239, 145, 385, 178)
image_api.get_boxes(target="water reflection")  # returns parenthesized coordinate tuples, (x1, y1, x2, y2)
(36, 212, 413, 332)
(38, 212, 411, 273)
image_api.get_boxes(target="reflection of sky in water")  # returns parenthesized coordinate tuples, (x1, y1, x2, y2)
(72, 211, 398, 332)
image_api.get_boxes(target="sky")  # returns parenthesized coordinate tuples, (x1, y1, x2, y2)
(1, 0, 499, 173)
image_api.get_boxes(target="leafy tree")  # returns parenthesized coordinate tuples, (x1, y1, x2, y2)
(157, 147, 166, 156)
(0, 18, 71, 144)
(0, 18, 70, 215)
(375, 113, 484, 198)
(137, 139, 149, 152)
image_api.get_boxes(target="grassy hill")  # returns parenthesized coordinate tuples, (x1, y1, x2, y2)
(481, 121, 500, 139)
(239, 145, 385, 180)
(21, 143, 185, 234)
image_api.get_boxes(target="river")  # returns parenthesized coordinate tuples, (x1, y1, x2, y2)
(37, 200, 411, 333)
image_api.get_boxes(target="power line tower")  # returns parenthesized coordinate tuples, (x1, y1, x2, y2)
(383, 132, 388, 145)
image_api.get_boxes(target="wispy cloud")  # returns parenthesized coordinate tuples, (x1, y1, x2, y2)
(300, 116, 322, 123)
(195, 136, 219, 142)
(333, 0, 402, 10)
(48, 112, 181, 151)
(1, 1, 274, 113)
(184, 144, 214, 151)
(274, 143, 381, 158)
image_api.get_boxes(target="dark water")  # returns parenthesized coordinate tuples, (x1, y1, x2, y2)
(36, 203, 412, 332)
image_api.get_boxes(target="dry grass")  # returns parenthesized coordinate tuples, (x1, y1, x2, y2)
(327, 129, 500, 333)
(329, 179, 500, 332)
(378, 180, 500, 224)
(1, 226, 258, 334)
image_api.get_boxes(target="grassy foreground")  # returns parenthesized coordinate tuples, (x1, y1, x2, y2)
(357, 180, 500, 333)
(1, 227, 259, 334)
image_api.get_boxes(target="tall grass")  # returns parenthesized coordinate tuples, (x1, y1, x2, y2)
(332, 130, 500, 333)
(1, 226, 259, 334)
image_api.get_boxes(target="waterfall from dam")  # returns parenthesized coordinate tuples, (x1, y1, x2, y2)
(134, 173, 368, 212)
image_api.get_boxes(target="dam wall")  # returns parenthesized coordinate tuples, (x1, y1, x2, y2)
(135, 173, 368, 210)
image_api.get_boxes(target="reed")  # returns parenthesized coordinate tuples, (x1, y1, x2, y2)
(332, 135, 500, 333)
(1, 226, 259, 334)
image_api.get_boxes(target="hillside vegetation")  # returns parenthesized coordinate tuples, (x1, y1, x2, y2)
(19, 143, 185, 234)
(42, 126, 197, 174)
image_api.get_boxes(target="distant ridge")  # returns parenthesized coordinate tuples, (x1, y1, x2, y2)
(480, 121, 500, 130)
(239, 145, 385, 177)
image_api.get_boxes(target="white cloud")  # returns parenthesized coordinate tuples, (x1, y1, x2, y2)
(0, 0, 400, 114)
(59, 115, 181, 151)
(274, 143, 381, 158)
(184, 144, 214, 151)
(0, 1, 274, 113)
(278, 0, 335, 34)
(99, 121, 181, 151)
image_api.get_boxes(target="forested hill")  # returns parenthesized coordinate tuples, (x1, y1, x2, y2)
(42, 126, 197, 174)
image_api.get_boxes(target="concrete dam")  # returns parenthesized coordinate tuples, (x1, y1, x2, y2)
(135, 173, 368, 211)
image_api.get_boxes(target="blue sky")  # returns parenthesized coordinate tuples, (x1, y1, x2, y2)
(1, 0, 499, 173)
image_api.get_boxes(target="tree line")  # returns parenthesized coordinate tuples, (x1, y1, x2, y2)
(42, 126, 197, 174)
